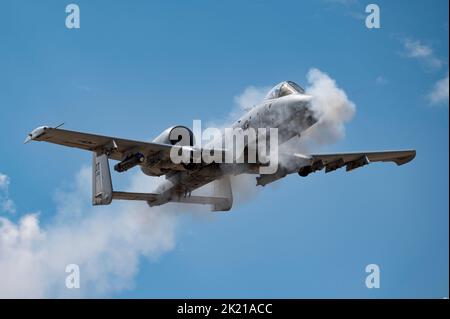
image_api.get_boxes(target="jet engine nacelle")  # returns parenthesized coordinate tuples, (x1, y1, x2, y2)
(152, 125, 195, 146)
(298, 160, 324, 177)
(139, 126, 196, 176)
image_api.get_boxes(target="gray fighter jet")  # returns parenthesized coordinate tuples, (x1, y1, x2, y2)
(25, 81, 415, 211)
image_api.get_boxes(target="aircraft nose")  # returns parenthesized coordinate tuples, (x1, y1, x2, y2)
(293, 95, 318, 127)
(304, 108, 318, 127)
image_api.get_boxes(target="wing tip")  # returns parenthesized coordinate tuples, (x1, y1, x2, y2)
(24, 125, 50, 143)
(394, 150, 416, 165)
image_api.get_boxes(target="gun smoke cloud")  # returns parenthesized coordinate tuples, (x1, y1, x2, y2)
(302, 68, 356, 147)
(229, 68, 356, 201)
(234, 69, 355, 149)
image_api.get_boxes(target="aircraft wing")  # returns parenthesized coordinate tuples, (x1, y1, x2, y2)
(25, 126, 190, 161)
(307, 150, 416, 173)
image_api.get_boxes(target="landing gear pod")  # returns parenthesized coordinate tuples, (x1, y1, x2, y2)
(92, 153, 113, 205)
(211, 176, 233, 211)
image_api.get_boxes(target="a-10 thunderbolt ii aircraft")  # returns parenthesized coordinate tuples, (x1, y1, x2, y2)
(25, 81, 415, 211)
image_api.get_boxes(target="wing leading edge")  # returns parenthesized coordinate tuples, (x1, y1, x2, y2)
(25, 126, 176, 161)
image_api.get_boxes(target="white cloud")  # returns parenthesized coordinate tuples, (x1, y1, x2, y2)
(402, 39, 443, 70)
(428, 73, 449, 105)
(0, 167, 178, 298)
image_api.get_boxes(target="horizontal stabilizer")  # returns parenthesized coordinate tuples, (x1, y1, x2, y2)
(112, 191, 231, 211)
(112, 191, 159, 201)
(171, 194, 231, 206)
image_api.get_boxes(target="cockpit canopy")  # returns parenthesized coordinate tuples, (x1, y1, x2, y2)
(264, 81, 305, 100)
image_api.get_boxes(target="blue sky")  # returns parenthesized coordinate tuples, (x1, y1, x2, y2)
(0, 0, 448, 298)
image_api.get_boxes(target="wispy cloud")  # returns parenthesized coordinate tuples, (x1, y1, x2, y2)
(428, 73, 449, 105)
(401, 38, 444, 70)
(375, 75, 389, 86)
(324, 0, 358, 5)
(0, 172, 15, 214)
(324, 0, 367, 21)
(0, 173, 9, 188)
(398, 37, 448, 106)
(348, 11, 366, 21)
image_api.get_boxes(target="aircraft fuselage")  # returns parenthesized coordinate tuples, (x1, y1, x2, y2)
(148, 93, 317, 207)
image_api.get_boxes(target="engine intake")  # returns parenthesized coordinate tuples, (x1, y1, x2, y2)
(298, 160, 324, 177)
(152, 125, 195, 146)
